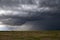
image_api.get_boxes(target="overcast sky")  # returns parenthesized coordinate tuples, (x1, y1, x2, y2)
(0, 0, 60, 31)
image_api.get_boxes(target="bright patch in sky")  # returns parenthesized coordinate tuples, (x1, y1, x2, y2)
(0, 10, 13, 15)
(0, 25, 9, 31)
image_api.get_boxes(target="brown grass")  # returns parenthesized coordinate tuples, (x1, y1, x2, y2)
(0, 31, 60, 40)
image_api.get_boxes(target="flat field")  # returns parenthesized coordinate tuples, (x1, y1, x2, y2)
(0, 31, 60, 40)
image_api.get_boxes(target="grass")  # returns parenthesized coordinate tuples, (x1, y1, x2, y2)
(0, 31, 60, 40)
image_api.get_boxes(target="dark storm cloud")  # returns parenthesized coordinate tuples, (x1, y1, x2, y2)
(1, 18, 26, 26)
(0, 10, 28, 25)
(0, 0, 60, 30)
(0, 7, 51, 26)
(25, 0, 60, 30)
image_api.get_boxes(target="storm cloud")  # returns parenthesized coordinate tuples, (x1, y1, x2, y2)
(0, 0, 60, 30)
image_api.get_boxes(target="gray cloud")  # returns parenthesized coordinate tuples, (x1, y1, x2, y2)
(0, 0, 60, 30)
(1, 18, 26, 26)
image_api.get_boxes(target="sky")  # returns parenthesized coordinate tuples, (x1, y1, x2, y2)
(0, 0, 60, 31)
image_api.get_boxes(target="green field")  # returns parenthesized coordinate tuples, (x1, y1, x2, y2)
(0, 31, 60, 40)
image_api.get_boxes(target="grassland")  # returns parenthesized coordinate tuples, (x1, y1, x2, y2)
(0, 31, 60, 40)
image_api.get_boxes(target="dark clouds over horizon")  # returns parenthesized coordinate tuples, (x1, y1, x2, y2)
(0, 0, 60, 30)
